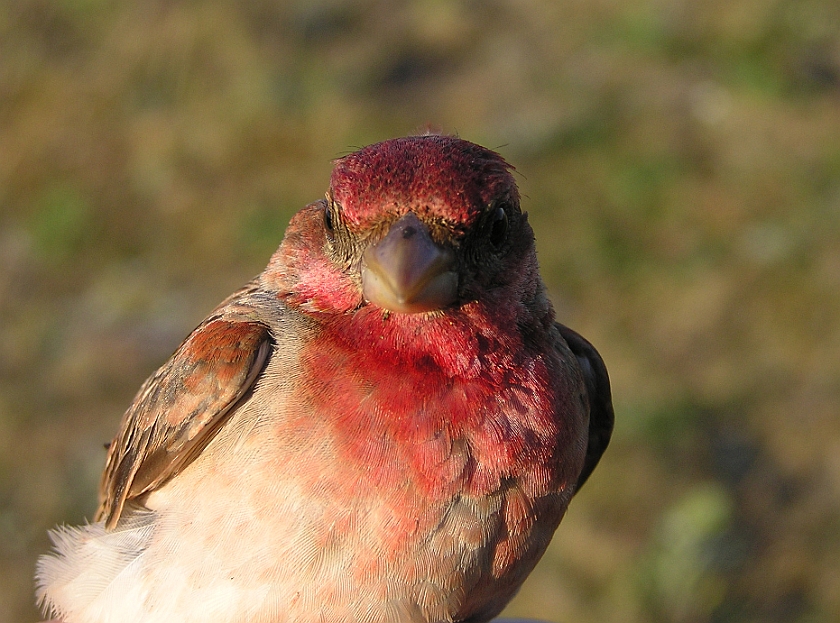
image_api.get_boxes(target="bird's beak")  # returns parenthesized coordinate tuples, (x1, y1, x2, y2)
(361, 212, 458, 314)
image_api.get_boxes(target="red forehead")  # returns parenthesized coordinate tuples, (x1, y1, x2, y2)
(330, 135, 517, 229)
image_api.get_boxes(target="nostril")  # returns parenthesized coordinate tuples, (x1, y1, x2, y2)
(402, 227, 416, 239)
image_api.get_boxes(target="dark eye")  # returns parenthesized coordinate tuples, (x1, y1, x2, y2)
(488, 205, 508, 249)
(324, 204, 335, 238)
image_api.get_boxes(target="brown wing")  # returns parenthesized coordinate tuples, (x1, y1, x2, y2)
(96, 311, 272, 529)
(556, 322, 614, 492)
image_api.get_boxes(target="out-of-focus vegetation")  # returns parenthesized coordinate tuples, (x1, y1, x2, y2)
(2, 1, 840, 622)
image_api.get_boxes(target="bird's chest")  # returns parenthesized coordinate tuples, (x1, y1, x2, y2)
(286, 325, 562, 502)
(257, 328, 567, 570)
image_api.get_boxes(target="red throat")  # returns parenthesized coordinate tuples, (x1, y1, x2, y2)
(295, 304, 571, 500)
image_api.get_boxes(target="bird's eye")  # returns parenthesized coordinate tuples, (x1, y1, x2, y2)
(488, 205, 508, 249)
(324, 204, 335, 238)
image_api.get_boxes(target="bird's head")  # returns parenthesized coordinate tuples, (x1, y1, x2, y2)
(265, 134, 548, 327)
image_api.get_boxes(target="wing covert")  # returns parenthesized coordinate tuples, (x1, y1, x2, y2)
(96, 317, 271, 529)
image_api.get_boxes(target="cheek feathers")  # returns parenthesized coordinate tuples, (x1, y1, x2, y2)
(261, 204, 363, 314)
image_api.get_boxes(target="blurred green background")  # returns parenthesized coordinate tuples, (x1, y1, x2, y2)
(2, 1, 840, 622)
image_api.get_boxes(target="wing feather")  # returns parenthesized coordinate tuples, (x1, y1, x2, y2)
(96, 301, 271, 529)
(555, 323, 614, 491)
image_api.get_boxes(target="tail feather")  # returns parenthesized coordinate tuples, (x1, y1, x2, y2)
(36, 511, 156, 623)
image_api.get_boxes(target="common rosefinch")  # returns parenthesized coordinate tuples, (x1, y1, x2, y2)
(37, 135, 613, 623)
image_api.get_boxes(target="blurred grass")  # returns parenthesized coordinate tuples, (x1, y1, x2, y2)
(2, 1, 840, 622)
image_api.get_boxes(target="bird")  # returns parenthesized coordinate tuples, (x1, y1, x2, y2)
(36, 134, 613, 623)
